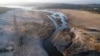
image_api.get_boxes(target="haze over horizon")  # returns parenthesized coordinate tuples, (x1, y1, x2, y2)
(0, 0, 100, 4)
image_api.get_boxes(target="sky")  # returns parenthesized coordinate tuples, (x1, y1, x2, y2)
(0, 0, 100, 4)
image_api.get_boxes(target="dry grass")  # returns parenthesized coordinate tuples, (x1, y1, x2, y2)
(60, 9, 100, 42)
(47, 9, 100, 55)
(16, 15, 54, 55)
(68, 28, 100, 53)
(59, 9, 100, 29)
(9, 9, 100, 56)
(15, 10, 55, 37)
(19, 21, 54, 40)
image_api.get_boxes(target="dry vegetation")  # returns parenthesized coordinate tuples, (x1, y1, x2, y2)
(59, 9, 100, 29)
(14, 9, 100, 56)
(19, 22, 54, 39)
(1, 8, 100, 56)
(18, 11, 55, 39)
(60, 9, 100, 38)
(34, 9, 100, 56)
(12, 11, 55, 56)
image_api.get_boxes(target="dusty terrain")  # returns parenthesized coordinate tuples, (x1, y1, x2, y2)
(60, 9, 100, 28)
(53, 9, 100, 56)
(19, 9, 100, 56)
(0, 8, 100, 56)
